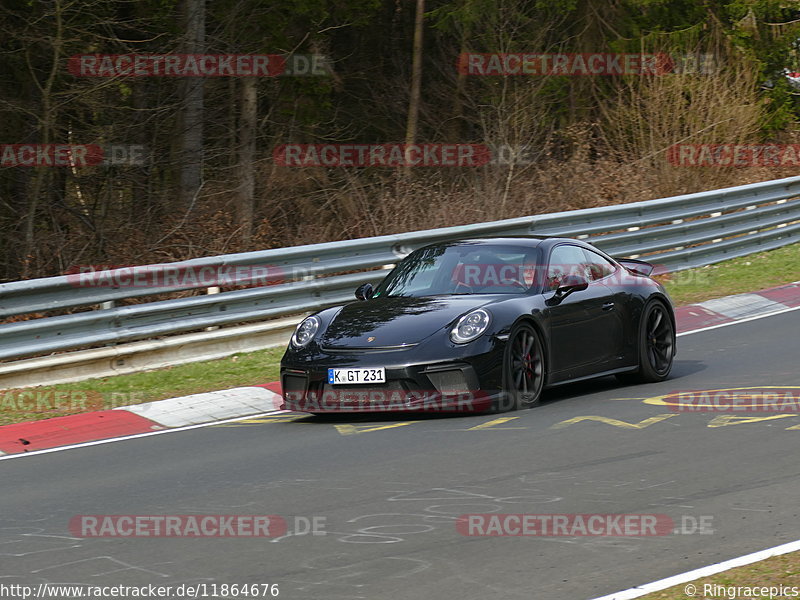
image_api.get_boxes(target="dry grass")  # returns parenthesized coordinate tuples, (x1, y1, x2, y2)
(638, 550, 800, 600)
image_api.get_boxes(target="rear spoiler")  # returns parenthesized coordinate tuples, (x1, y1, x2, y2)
(616, 258, 655, 277)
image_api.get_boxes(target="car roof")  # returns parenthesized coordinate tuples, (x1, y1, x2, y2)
(419, 236, 617, 259)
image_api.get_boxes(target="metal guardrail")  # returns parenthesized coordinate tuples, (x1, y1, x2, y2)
(1, 176, 799, 362)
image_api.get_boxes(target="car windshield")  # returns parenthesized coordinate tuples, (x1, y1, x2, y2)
(373, 242, 542, 297)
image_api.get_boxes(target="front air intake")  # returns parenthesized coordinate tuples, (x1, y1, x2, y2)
(426, 370, 470, 394)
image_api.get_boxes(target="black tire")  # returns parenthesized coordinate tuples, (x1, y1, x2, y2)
(618, 300, 675, 384)
(494, 322, 545, 412)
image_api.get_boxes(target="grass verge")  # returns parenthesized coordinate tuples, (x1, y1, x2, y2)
(0, 242, 797, 427)
(637, 549, 800, 599)
(658, 242, 799, 306)
(0, 347, 284, 426)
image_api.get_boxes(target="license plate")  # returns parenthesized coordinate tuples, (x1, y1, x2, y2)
(327, 367, 386, 385)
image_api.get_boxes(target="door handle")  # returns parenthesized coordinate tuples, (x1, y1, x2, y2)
(602, 302, 615, 311)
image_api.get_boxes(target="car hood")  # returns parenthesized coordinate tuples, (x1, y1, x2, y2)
(321, 295, 492, 348)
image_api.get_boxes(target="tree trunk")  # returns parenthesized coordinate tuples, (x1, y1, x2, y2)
(178, 0, 205, 209)
(449, 6, 472, 141)
(236, 77, 257, 246)
(404, 0, 425, 172)
(22, 0, 62, 278)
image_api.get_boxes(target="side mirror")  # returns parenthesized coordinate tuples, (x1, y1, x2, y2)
(547, 274, 588, 305)
(557, 274, 589, 294)
(355, 283, 374, 300)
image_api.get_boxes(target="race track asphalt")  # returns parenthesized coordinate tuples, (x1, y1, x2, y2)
(2, 309, 799, 600)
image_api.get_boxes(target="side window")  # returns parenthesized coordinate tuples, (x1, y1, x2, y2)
(546, 245, 591, 290)
(581, 248, 617, 281)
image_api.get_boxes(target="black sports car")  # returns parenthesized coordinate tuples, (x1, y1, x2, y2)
(280, 237, 676, 413)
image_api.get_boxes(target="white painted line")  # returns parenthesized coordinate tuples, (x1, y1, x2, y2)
(0, 409, 290, 462)
(677, 304, 800, 337)
(587, 538, 800, 600)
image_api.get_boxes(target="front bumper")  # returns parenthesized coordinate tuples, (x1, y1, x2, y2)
(281, 351, 502, 413)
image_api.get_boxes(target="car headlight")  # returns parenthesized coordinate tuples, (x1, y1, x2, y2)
(292, 316, 320, 348)
(450, 309, 491, 344)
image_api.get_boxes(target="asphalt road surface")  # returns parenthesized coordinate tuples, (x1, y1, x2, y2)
(3, 309, 799, 600)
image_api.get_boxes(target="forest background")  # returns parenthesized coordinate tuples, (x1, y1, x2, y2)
(2, 0, 800, 282)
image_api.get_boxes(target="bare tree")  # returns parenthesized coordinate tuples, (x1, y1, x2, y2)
(178, 0, 205, 209)
(404, 0, 425, 171)
(236, 77, 256, 245)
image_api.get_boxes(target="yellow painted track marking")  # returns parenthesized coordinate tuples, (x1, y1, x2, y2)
(213, 415, 306, 427)
(466, 417, 525, 430)
(334, 422, 414, 436)
(643, 386, 800, 409)
(550, 414, 677, 430)
(706, 414, 797, 428)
